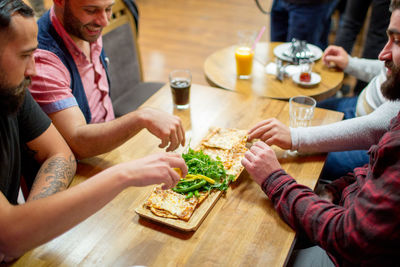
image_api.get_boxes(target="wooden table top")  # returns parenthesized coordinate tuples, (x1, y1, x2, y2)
(204, 42, 344, 101)
(11, 84, 343, 267)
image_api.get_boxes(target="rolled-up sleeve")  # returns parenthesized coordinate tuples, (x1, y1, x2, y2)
(29, 49, 78, 114)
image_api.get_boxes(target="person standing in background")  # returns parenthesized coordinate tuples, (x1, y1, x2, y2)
(335, 0, 390, 94)
(335, 0, 390, 59)
(270, 0, 339, 50)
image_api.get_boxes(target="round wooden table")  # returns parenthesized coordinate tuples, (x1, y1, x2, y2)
(204, 42, 344, 101)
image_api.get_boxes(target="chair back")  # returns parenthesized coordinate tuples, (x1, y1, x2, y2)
(103, 0, 163, 117)
(103, 1, 142, 104)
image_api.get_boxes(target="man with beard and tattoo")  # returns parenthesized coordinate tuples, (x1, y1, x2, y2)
(241, 1, 400, 265)
(0, 0, 187, 262)
(28, 0, 185, 160)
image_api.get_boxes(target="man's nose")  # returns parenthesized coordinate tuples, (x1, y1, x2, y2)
(25, 55, 36, 77)
(379, 41, 392, 62)
(95, 10, 110, 27)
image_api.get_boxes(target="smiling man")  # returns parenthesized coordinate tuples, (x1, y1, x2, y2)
(0, 0, 187, 262)
(242, 1, 400, 265)
(28, 0, 185, 160)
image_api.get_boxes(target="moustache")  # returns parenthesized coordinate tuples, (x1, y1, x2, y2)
(385, 61, 395, 70)
(16, 77, 31, 94)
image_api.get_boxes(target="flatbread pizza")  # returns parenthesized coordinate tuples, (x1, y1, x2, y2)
(143, 127, 248, 221)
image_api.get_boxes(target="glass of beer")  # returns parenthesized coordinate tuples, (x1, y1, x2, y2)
(169, 69, 191, 109)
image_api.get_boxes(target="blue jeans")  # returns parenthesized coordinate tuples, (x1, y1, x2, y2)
(316, 96, 358, 119)
(271, 0, 339, 50)
(317, 96, 369, 181)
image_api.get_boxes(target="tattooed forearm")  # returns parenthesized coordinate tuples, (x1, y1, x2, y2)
(30, 155, 77, 200)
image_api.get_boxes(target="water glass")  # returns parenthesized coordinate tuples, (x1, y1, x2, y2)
(289, 96, 316, 128)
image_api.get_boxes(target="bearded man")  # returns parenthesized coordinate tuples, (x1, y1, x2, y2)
(0, 1, 186, 262)
(242, 1, 400, 265)
(28, 0, 185, 160)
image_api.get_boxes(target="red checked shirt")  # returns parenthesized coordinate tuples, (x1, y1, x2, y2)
(262, 112, 400, 267)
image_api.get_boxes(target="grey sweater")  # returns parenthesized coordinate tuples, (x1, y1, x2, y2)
(290, 57, 400, 153)
(291, 101, 400, 153)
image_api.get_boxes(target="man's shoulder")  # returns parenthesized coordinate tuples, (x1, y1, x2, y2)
(37, 11, 53, 42)
(36, 11, 66, 58)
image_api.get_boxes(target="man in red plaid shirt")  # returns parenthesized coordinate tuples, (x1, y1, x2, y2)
(242, 1, 400, 266)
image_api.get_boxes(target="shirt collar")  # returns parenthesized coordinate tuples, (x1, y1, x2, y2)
(49, 7, 103, 62)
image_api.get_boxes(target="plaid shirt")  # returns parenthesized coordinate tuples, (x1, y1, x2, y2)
(262, 112, 400, 266)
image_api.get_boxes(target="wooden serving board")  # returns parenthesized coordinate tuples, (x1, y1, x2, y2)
(135, 190, 223, 231)
(135, 127, 246, 231)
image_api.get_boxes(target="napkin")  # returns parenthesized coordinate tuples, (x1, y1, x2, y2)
(265, 62, 302, 77)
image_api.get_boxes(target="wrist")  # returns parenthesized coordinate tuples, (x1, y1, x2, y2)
(132, 107, 150, 130)
(105, 164, 132, 189)
(261, 168, 285, 193)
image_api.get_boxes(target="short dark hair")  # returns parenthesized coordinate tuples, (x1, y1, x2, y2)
(0, 0, 34, 30)
(391, 0, 400, 12)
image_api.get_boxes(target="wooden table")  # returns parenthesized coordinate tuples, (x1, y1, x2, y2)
(10, 84, 343, 267)
(204, 42, 344, 101)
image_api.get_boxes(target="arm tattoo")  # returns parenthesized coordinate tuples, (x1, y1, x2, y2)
(30, 155, 77, 200)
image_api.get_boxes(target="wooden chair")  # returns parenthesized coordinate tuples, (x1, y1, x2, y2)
(102, 0, 164, 117)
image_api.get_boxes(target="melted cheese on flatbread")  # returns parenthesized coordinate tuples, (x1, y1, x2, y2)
(201, 146, 233, 170)
(201, 127, 248, 179)
(145, 186, 209, 221)
(202, 128, 248, 150)
(143, 127, 248, 221)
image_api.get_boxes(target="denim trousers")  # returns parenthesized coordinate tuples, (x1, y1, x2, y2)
(270, 0, 339, 50)
(317, 96, 369, 181)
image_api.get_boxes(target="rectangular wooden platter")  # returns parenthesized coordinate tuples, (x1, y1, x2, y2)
(135, 127, 245, 231)
(135, 190, 223, 231)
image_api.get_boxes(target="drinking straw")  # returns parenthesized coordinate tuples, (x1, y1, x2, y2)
(251, 26, 266, 50)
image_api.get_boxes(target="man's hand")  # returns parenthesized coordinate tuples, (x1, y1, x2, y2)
(247, 118, 292, 150)
(322, 45, 349, 70)
(138, 107, 185, 152)
(318, 186, 334, 203)
(121, 152, 188, 190)
(241, 141, 282, 186)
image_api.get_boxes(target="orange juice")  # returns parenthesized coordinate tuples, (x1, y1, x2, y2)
(235, 46, 254, 79)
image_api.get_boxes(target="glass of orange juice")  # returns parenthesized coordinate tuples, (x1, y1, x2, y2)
(235, 30, 256, 79)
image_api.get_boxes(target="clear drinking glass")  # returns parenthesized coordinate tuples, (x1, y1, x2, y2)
(298, 59, 314, 83)
(285, 95, 316, 157)
(169, 69, 192, 109)
(235, 30, 256, 79)
(289, 95, 316, 128)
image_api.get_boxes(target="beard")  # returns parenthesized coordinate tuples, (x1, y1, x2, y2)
(381, 61, 400, 101)
(63, 1, 102, 43)
(0, 77, 30, 116)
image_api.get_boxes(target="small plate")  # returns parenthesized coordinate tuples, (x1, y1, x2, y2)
(274, 43, 323, 63)
(292, 72, 321, 87)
